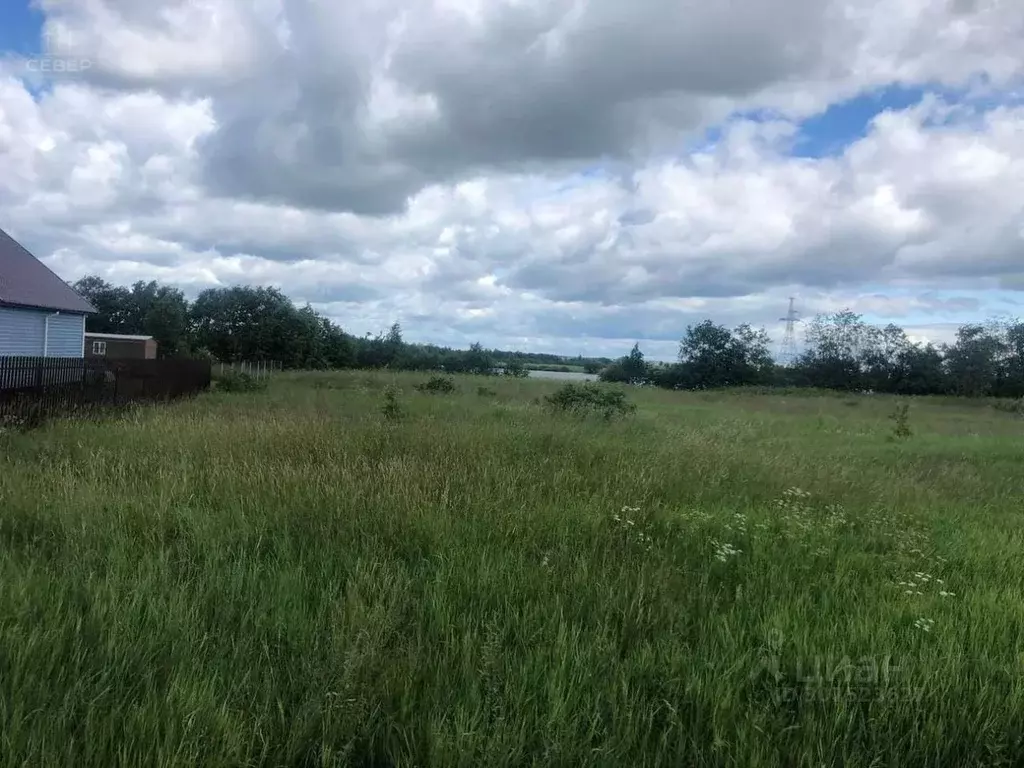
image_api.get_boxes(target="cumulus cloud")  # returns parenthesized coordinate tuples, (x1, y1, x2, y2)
(0, 0, 1021, 356)
(24, 0, 1024, 213)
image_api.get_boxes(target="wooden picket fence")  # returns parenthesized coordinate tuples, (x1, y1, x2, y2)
(0, 355, 212, 426)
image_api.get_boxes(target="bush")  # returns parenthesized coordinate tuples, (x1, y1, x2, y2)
(415, 376, 457, 394)
(381, 385, 405, 420)
(216, 371, 266, 393)
(544, 383, 636, 419)
(598, 362, 628, 383)
(503, 358, 530, 378)
(992, 398, 1024, 416)
(888, 402, 912, 440)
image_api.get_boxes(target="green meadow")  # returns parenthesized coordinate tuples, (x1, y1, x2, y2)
(2, 371, 1023, 766)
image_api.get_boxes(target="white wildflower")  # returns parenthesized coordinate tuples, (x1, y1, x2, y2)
(939, 590, 955, 598)
(712, 540, 742, 562)
(913, 618, 935, 632)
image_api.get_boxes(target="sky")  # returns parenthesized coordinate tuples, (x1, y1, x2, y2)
(0, 0, 1022, 360)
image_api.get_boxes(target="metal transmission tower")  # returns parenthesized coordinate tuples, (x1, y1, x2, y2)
(778, 297, 800, 366)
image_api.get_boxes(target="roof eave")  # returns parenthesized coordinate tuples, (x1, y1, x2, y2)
(0, 299, 97, 314)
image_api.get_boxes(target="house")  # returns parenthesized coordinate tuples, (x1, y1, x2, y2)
(0, 227, 96, 357)
(85, 332, 158, 360)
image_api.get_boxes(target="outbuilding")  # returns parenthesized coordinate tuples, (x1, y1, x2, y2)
(84, 332, 158, 360)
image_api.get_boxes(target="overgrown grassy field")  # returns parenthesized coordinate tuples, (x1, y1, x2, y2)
(2, 372, 1023, 766)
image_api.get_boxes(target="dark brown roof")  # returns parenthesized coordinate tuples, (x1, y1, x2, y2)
(0, 227, 96, 314)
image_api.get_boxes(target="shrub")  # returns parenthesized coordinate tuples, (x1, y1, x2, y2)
(415, 376, 457, 394)
(992, 398, 1024, 416)
(544, 383, 636, 419)
(888, 402, 912, 440)
(381, 385, 405, 420)
(503, 358, 530, 378)
(598, 362, 628, 383)
(217, 371, 266, 393)
(189, 347, 217, 362)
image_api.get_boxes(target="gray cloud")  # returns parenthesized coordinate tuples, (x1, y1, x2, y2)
(0, 1, 1021, 356)
(33, 0, 1022, 214)
(191, 0, 836, 213)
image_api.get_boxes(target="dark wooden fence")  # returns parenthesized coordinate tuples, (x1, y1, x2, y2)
(0, 355, 212, 424)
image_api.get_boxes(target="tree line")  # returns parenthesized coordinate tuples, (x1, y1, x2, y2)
(72, 277, 611, 374)
(73, 277, 1023, 398)
(601, 311, 1024, 399)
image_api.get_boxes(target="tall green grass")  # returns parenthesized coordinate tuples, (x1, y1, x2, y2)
(2, 372, 1023, 766)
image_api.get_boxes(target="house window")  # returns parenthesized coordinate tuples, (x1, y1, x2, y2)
(92, 340, 107, 356)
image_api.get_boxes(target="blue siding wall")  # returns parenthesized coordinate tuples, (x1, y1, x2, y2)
(45, 312, 85, 357)
(0, 307, 85, 357)
(0, 306, 45, 356)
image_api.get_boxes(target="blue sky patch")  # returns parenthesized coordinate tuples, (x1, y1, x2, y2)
(792, 85, 927, 158)
(0, 0, 43, 57)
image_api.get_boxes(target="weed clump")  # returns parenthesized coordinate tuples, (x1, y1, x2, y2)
(415, 376, 457, 394)
(217, 371, 266, 393)
(0, 399, 48, 432)
(889, 402, 912, 440)
(381, 385, 405, 420)
(544, 383, 636, 419)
